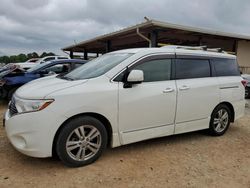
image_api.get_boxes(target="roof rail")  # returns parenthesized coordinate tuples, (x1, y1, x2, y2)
(206, 48, 224, 53)
(161, 45, 226, 53)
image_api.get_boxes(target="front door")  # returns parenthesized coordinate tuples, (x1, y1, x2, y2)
(117, 56, 177, 144)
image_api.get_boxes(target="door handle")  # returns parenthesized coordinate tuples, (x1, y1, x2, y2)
(163, 88, 174, 93)
(179, 85, 190, 91)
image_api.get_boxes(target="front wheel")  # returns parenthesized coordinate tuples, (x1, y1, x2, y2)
(208, 104, 231, 136)
(56, 116, 108, 167)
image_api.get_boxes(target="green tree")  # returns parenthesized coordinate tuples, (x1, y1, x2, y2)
(27, 52, 39, 59)
(0, 56, 10, 64)
(0, 51, 56, 64)
(17, 53, 27, 62)
(9, 55, 18, 63)
(31, 52, 39, 58)
(40, 52, 55, 58)
(40, 52, 48, 58)
(46, 52, 55, 56)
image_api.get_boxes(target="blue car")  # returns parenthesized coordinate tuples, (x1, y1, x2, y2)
(1, 59, 87, 100)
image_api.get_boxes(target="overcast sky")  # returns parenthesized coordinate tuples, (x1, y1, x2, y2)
(0, 0, 250, 56)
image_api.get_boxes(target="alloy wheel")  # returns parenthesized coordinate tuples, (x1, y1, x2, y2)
(66, 125, 102, 161)
(213, 109, 229, 133)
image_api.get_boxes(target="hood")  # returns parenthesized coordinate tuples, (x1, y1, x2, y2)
(15, 76, 88, 99)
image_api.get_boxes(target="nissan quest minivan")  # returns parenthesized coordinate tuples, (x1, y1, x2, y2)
(4, 46, 245, 167)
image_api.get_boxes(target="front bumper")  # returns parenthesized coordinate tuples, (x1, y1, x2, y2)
(4, 109, 67, 158)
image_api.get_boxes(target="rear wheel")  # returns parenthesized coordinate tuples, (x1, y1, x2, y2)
(56, 116, 108, 167)
(208, 104, 231, 136)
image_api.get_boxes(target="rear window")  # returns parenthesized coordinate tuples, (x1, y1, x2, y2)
(176, 59, 211, 79)
(44, 57, 55, 62)
(212, 58, 240, 76)
(58, 57, 69, 60)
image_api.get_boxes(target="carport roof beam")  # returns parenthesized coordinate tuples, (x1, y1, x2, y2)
(62, 19, 250, 53)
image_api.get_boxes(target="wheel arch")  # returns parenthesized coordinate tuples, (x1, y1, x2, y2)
(52, 112, 113, 158)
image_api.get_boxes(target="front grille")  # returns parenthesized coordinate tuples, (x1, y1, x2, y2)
(9, 99, 18, 116)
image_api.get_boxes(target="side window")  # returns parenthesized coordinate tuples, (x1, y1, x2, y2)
(176, 59, 210, 79)
(44, 64, 70, 74)
(212, 58, 240, 76)
(44, 57, 55, 62)
(132, 59, 172, 82)
(58, 57, 68, 60)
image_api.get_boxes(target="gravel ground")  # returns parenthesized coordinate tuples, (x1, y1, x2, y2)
(0, 100, 249, 188)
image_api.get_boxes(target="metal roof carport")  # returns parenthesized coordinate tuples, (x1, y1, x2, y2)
(62, 19, 250, 73)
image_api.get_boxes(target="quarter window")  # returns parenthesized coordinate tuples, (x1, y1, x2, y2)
(212, 58, 240, 76)
(132, 59, 172, 82)
(176, 59, 211, 79)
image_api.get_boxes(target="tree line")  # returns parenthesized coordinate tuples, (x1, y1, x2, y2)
(0, 52, 56, 64)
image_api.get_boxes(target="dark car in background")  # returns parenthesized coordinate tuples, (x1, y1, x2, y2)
(0, 59, 87, 100)
(0, 64, 25, 89)
(242, 74, 250, 98)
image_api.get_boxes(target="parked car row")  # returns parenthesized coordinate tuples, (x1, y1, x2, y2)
(0, 58, 86, 100)
(14, 56, 70, 70)
(3, 46, 246, 167)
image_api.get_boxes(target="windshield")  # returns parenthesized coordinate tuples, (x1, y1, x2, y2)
(27, 61, 52, 73)
(64, 53, 133, 80)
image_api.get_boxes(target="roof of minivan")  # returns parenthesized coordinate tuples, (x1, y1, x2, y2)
(110, 47, 236, 59)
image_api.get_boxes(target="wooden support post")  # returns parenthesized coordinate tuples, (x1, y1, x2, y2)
(70, 50, 73, 59)
(84, 49, 88, 60)
(105, 40, 111, 52)
(151, 30, 158, 47)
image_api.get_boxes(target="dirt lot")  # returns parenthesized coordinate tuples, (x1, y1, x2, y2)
(0, 101, 249, 188)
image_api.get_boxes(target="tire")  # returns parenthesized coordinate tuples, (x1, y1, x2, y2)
(208, 104, 231, 136)
(7, 88, 18, 101)
(56, 116, 108, 167)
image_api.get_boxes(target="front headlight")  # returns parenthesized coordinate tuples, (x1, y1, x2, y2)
(14, 97, 54, 114)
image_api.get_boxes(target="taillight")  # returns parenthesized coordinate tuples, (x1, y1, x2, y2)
(241, 80, 248, 87)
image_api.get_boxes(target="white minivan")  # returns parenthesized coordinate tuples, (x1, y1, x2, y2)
(4, 46, 245, 167)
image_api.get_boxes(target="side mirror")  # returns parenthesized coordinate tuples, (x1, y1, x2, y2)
(124, 70, 144, 88)
(127, 70, 144, 83)
(48, 71, 56, 76)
